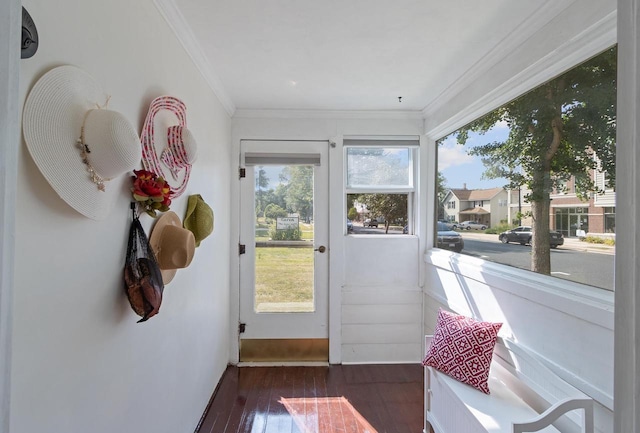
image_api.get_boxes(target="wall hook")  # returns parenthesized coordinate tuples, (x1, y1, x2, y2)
(21, 7, 39, 59)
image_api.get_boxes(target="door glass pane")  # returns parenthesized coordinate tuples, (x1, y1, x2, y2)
(254, 165, 314, 313)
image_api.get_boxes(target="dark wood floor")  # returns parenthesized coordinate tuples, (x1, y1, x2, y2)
(197, 364, 424, 433)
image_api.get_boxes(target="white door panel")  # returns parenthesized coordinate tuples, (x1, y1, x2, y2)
(239, 140, 329, 344)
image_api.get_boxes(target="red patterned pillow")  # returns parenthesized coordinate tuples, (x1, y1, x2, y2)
(422, 308, 502, 394)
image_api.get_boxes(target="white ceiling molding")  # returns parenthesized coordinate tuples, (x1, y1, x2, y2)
(153, 0, 236, 117)
(421, 0, 574, 117)
(233, 108, 424, 120)
(424, 6, 616, 140)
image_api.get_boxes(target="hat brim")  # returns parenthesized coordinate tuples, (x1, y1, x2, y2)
(22, 65, 122, 220)
(149, 211, 182, 284)
(140, 96, 193, 198)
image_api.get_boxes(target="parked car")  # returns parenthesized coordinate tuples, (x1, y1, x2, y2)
(498, 226, 531, 244)
(346, 219, 353, 233)
(436, 222, 464, 252)
(364, 218, 379, 228)
(459, 220, 488, 230)
(438, 219, 454, 230)
(498, 226, 564, 248)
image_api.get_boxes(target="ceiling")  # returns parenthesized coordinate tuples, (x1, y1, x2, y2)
(160, 0, 554, 114)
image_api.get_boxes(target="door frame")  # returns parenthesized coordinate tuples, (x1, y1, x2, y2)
(238, 140, 329, 342)
(1, 1, 20, 432)
(230, 135, 344, 365)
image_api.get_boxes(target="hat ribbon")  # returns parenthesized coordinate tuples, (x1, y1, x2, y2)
(161, 125, 191, 180)
(75, 100, 112, 192)
(140, 97, 191, 197)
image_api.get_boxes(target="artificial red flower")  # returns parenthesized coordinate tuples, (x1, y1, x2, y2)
(131, 169, 172, 217)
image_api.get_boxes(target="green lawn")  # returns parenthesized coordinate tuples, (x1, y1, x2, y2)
(255, 247, 314, 310)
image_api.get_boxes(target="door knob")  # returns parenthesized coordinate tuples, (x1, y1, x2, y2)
(314, 245, 326, 253)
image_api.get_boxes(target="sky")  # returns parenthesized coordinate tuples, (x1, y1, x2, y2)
(438, 121, 511, 190)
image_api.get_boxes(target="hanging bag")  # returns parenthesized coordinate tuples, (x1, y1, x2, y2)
(124, 204, 164, 322)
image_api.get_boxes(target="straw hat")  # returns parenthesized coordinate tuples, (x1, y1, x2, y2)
(183, 194, 214, 247)
(140, 96, 198, 199)
(22, 65, 142, 220)
(149, 211, 195, 284)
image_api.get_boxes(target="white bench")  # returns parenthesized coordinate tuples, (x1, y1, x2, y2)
(424, 335, 594, 433)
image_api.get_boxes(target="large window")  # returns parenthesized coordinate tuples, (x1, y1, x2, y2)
(345, 141, 417, 234)
(436, 47, 616, 291)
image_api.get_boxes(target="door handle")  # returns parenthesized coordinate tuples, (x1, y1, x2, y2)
(314, 245, 326, 253)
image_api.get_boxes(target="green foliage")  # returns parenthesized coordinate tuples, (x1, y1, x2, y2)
(357, 193, 407, 233)
(269, 227, 302, 241)
(264, 203, 288, 220)
(583, 235, 615, 246)
(453, 47, 617, 199)
(254, 165, 312, 226)
(484, 222, 515, 234)
(255, 167, 270, 216)
(437, 172, 448, 202)
(281, 166, 314, 222)
(347, 207, 358, 221)
(436, 172, 448, 219)
(448, 47, 616, 274)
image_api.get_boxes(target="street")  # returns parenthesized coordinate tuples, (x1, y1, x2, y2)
(460, 233, 614, 291)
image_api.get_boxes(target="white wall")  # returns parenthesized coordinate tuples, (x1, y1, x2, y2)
(342, 235, 422, 363)
(12, 1, 231, 432)
(231, 113, 426, 364)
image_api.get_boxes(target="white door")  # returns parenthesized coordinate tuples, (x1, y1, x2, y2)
(239, 140, 329, 362)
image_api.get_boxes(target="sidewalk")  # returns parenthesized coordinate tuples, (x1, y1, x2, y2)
(460, 231, 615, 255)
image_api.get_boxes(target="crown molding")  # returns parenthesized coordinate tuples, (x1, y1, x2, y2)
(421, 0, 574, 118)
(423, 1, 616, 139)
(233, 108, 425, 120)
(153, 0, 236, 117)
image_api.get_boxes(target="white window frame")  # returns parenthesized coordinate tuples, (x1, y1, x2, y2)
(425, 10, 617, 414)
(344, 138, 419, 234)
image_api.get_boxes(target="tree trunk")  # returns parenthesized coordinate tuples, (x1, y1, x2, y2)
(530, 84, 563, 275)
(530, 171, 551, 274)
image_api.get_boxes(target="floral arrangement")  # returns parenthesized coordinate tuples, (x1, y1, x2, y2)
(131, 169, 172, 217)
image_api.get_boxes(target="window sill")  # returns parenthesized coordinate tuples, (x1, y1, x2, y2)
(424, 248, 614, 330)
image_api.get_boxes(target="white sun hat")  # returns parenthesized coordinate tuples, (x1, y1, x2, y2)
(140, 96, 198, 199)
(22, 65, 142, 220)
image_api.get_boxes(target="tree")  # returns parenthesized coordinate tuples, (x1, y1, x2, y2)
(255, 167, 269, 218)
(264, 203, 287, 221)
(280, 166, 314, 222)
(357, 194, 407, 233)
(347, 207, 358, 221)
(436, 172, 448, 219)
(452, 47, 616, 274)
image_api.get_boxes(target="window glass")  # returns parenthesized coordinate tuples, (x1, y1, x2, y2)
(346, 145, 416, 235)
(346, 147, 412, 189)
(436, 46, 616, 291)
(347, 193, 409, 234)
